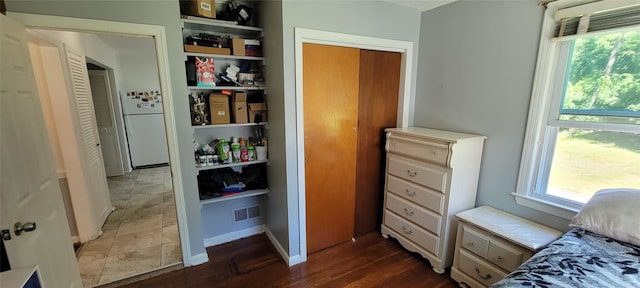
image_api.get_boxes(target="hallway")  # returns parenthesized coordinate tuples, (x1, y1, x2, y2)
(76, 166, 182, 286)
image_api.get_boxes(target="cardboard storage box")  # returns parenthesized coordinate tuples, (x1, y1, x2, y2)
(232, 38, 245, 56)
(248, 102, 267, 123)
(232, 38, 262, 56)
(233, 92, 248, 124)
(209, 94, 230, 124)
(180, 0, 216, 19)
(184, 45, 230, 55)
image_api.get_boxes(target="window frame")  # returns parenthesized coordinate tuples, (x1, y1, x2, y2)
(514, 0, 640, 219)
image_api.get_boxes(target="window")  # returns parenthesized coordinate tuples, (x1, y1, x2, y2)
(515, 0, 640, 219)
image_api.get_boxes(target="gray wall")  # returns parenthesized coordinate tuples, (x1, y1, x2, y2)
(271, 0, 423, 259)
(256, 0, 289, 252)
(201, 197, 264, 239)
(6, 0, 206, 258)
(416, 0, 570, 232)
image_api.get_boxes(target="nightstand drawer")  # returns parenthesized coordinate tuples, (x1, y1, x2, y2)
(384, 210, 440, 256)
(461, 224, 489, 258)
(488, 238, 527, 271)
(387, 155, 448, 192)
(459, 249, 506, 287)
(387, 175, 444, 214)
(386, 193, 442, 235)
(387, 135, 450, 166)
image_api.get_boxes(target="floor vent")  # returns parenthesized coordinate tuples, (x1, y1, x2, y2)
(248, 206, 260, 218)
(234, 206, 260, 222)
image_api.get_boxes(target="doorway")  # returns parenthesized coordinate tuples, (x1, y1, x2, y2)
(79, 166, 180, 285)
(295, 28, 414, 261)
(27, 29, 182, 286)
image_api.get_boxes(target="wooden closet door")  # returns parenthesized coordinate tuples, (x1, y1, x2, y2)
(303, 43, 360, 254)
(355, 50, 401, 236)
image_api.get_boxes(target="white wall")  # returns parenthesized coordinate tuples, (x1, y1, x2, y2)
(28, 39, 79, 240)
(117, 37, 161, 92)
(416, 0, 570, 232)
(114, 37, 164, 173)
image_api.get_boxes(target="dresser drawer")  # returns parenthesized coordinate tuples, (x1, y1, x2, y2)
(458, 249, 506, 287)
(384, 210, 440, 256)
(461, 224, 489, 258)
(387, 155, 448, 192)
(487, 238, 528, 271)
(386, 193, 442, 236)
(387, 134, 450, 167)
(387, 175, 444, 214)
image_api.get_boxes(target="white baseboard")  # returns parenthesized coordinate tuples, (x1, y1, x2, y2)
(264, 226, 302, 266)
(189, 252, 209, 266)
(289, 254, 302, 266)
(203, 225, 265, 247)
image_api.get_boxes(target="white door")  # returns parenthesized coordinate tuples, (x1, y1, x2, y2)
(63, 44, 112, 216)
(0, 14, 82, 288)
(89, 70, 124, 177)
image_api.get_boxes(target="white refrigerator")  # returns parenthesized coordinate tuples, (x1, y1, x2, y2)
(122, 91, 169, 168)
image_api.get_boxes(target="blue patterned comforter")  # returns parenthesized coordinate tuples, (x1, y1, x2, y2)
(492, 228, 640, 288)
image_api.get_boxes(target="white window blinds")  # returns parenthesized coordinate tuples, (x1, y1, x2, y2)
(554, 1, 640, 40)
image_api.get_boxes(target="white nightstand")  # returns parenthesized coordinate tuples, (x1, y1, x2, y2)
(450, 206, 562, 288)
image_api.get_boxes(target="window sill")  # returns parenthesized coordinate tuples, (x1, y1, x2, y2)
(512, 193, 579, 220)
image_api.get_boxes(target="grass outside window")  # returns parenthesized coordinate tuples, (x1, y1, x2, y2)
(547, 129, 640, 203)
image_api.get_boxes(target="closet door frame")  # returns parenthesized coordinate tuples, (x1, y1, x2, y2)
(294, 27, 414, 263)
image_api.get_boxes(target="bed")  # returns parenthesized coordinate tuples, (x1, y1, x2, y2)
(492, 188, 640, 288)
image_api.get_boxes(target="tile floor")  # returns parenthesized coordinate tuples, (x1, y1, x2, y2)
(76, 166, 182, 287)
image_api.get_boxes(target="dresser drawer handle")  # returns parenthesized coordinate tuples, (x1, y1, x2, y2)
(403, 208, 414, 216)
(498, 256, 504, 261)
(405, 189, 416, 196)
(475, 267, 492, 280)
(402, 226, 413, 235)
(432, 150, 438, 155)
(406, 170, 418, 177)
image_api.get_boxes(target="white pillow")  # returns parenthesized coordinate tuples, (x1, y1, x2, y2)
(570, 188, 640, 246)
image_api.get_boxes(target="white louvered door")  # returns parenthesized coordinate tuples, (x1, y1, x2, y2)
(63, 44, 111, 213)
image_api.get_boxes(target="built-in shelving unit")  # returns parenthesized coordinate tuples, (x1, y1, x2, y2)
(181, 15, 263, 36)
(183, 14, 269, 205)
(193, 122, 267, 129)
(188, 86, 266, 90)
(184, 52, 264, 61)
(200, 188, 270, 206)
(196, 159, 268, 172)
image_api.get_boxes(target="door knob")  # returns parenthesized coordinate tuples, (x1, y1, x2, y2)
(14, 222, 36, 236)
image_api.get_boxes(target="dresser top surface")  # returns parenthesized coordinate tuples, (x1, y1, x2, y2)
(457, 206, 563, 250)
(385, 127, 486, 142)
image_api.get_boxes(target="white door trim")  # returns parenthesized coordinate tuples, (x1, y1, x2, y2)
(7, 12, 192, 266)
(294, 27, 414, 263)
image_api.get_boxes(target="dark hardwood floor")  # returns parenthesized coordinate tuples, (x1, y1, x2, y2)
(120, 231, 459, 287)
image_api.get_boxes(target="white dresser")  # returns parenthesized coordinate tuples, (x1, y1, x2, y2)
(451, 206, 562, 287)
(381, 127, 486, 273)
